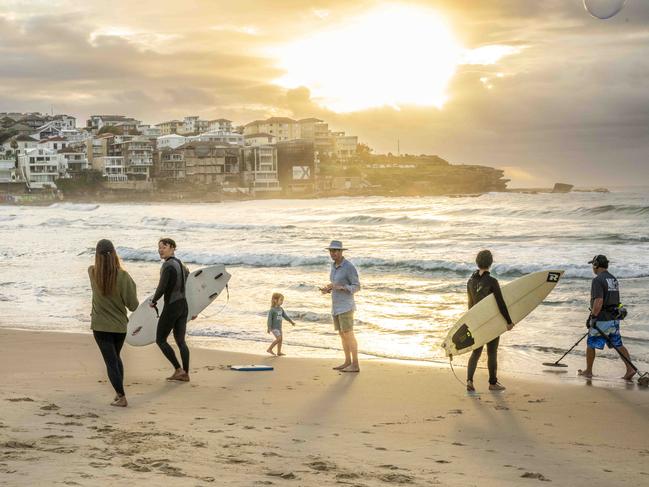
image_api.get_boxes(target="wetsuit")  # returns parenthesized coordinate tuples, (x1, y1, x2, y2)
(466, 270, 513, 385)
(152, 257, 190, 372)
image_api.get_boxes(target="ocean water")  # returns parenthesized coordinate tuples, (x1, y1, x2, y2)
(1, 190, 648, 384)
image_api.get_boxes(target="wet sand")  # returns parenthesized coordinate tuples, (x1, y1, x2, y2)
(1, 328, 648, 486)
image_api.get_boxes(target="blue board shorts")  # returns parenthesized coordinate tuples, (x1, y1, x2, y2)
(587, 320, 623, 350)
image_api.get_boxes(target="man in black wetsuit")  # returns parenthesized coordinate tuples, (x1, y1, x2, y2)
(466, 250, 513, 392)
(151, 238, 190, 382)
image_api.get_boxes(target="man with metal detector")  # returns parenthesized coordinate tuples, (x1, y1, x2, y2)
(578, 255, 636, 381)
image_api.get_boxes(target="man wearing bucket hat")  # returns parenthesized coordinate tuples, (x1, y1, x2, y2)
(320, 240, 361, 372)
(578, 254, 636, 381)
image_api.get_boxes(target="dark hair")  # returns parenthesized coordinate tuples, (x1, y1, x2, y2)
(476, 250, 493, 269)
(92, 239, 121, 296)
(159, 237, 177, 249)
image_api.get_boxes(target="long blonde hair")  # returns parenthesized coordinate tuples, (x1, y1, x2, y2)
(271, 292, 284, 307)
(92, 239, 121, 296)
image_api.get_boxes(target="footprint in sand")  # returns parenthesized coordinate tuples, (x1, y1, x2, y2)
(306, 460, 337, 472)
(41, 404, 60, 411)
(448, 409, 463, 415)
(520, 472, 551, 482)
(6, 397, 34, 402)
(378, 472, 414, 483)
(267, 471, 297, 480)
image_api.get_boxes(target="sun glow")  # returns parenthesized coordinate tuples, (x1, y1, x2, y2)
(273, 4, 519, 113)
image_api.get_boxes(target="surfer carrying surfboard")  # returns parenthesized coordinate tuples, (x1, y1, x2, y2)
(466, 250, 513, 392)
(150, 238, 191, 382)
(320, 240, 361, 373)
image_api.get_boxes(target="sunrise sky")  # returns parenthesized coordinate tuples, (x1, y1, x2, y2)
(1, 0, 647, 186)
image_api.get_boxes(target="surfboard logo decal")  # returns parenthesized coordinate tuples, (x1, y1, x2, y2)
(132, 326, 143, 336)
(547, 272, 561, 283)
(452, 324, 475, 351)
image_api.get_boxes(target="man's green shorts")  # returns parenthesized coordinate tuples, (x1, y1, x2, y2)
(333, 310, 354, 332)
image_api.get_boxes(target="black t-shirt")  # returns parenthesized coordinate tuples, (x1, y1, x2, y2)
(590, 270, 620, 321)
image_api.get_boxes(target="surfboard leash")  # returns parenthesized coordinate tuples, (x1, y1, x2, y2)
(448, 356, 467, 388)
(198, 284, 230, 320)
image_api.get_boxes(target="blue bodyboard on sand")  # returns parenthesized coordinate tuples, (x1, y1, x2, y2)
(230, 365, 274, 372)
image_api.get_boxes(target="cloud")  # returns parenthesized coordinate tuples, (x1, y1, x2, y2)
(0, 0, 648, 185)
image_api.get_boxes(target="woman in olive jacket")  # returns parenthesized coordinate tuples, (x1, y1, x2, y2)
(88, 239, 138, 407)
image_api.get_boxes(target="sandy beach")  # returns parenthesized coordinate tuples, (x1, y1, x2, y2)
(1, 328, 648, 486)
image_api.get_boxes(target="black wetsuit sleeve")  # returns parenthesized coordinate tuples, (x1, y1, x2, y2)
(152, 265, 174, 304)
(467, 280, 475, 309)
(491, 278, 513, 325)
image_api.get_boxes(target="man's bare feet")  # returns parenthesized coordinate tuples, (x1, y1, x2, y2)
(341, 365, 360, 373)
(277, 352, 285, 356)
(111, 396, 127, 407)
(466, 380, 475, 392)
(578, 369, 593, 378)
(623, 370, 637, 381)
(266, 348, 276, 356)
(333, 363, 351, 370)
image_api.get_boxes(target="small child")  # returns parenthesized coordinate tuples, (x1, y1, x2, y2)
(267, 292, 296, 356)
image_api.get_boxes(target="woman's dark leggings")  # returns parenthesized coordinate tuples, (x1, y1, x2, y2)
(93, 330, 126, 396)
(156, 299, 190, 372)
(467, 336, 500, 385)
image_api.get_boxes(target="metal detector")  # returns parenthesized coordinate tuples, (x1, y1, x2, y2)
(542, 331, 589, 368)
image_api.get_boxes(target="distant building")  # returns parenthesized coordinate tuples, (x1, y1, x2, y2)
(190, 131, 244, 146)
(242, 145, 281, 193)
(208, 119, 233, 132)
(59, 147, 89, 176)
(18, 147, 67, 189)
(93, 156, 127, 182)
(38, 136, 68, 152)
(178, 142, 241, 186)
(157, 134, 188, 150)
(276, 139, 316, 194)
(87, 115, 141, 134)
(157, 148, 186, 182)
(110, 137, 154, 181)
(155, 120, 183, 135)
(0, 159, 17, 183)
(137, 125, 162, 138)
(331, 132, 358, 160)
(244, 133, 276, 146)
(243, 117, 300, 142)
(1, 134, 38, 156)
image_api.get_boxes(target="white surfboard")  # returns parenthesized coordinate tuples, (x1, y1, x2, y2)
(185, 264, 231, 320)
(126, 264, 231, 347)
(441, 270, 564, 358)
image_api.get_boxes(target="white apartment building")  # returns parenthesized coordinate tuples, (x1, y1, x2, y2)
(243, 117, 300, 142)
(94, 156, 127, 182)
(87, 115, 141, 133)
(331, 132, 358, 160)
(59, 149, 89, 173)
(18, 147, 67, 189)
(208, 119, 233, 132)
(137, 125, 162, 137)
(244, 133, 276, 146)
(38, 137, 68, 152)
(242, 145, 281, 192)
(1, 134, 38, 155)
(0, 159, 17, 183)
(155, 120, 183, 135)
(189, 131, 244, 146)
(157, 134, 188, 149)
(51, 114, 76, 131)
